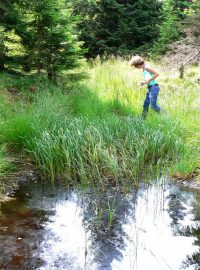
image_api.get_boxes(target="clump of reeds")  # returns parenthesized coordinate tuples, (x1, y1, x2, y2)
(26, 116, 185, 186)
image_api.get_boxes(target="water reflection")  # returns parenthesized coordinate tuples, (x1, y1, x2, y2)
(167, 186, 200, 268)
(36, 193, 92, 270)
(112, 182, 199, 270)
(0, 179, 199, 269)
(82, 186, 138, 270)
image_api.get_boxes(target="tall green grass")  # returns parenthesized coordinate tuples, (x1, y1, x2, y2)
(85, 59, 200, 179)
(0, 59, 199, 186)
(26, 116, 184, 186)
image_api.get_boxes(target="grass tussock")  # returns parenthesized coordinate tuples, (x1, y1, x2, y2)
(26, 117, 184, 185)
(0, 59, 199, 186)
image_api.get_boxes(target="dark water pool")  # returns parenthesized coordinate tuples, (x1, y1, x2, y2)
(0, 178, 200, 270)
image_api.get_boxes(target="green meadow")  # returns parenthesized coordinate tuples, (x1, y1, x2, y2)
(0, 59, 199, 186)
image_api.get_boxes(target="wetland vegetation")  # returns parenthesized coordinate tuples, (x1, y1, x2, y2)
(0, 60, 199, 187)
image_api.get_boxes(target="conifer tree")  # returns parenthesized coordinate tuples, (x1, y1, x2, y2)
(0, 0, 21, 70)
(73, 0, 162, 57)
(0, 27, 6, 71)
(20, 0, 83, 80)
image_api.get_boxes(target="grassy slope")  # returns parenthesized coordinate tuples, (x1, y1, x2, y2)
(0, 59, 199, 185)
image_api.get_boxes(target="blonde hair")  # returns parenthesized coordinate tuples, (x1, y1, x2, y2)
(129, 55, 145, 67)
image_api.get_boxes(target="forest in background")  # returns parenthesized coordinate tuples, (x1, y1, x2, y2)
(0, 0, 199, 79)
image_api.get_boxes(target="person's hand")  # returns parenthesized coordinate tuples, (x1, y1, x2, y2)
(140, 81, 146, 86)
(145, 79, 152, 85)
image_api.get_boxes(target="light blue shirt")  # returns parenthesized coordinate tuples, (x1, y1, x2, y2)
(143, 69, 157, 86)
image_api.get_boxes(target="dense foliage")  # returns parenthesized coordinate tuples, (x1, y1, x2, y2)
(73, 0, 162, 57)
(184, 0, 200, 46)
(0, 0, 83, 79)
(0, 0, 197, 75)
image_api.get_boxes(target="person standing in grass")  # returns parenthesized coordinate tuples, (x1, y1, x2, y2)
(129, 55, 161, 118)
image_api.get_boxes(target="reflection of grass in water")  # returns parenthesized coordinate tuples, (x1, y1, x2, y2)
(0, 59, 199, 186)
(107, 191, 117, 226)
(180, 220, 200, 268)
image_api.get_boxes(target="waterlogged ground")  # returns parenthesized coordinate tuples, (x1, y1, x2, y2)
(0, 178, 200, 270)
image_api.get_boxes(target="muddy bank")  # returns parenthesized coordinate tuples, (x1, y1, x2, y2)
(0, 165, 40, 202)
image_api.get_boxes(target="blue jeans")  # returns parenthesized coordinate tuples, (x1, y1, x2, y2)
(143, 84, 161, 114)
